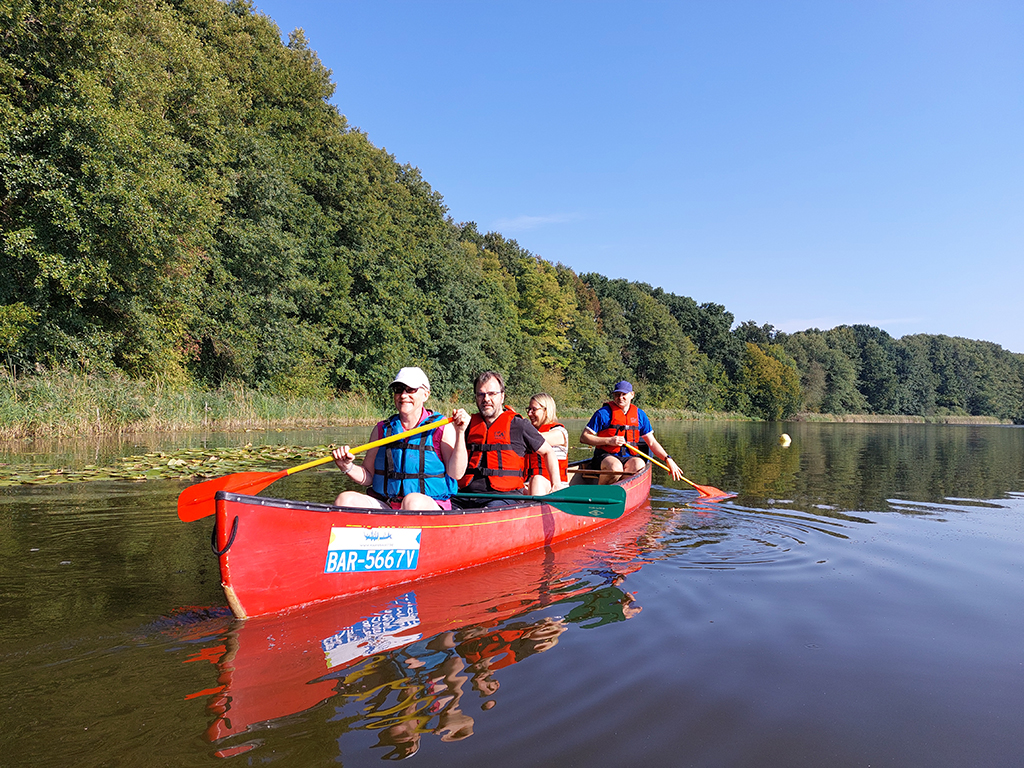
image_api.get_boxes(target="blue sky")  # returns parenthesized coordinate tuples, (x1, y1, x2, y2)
(252, 0, 1023, 352)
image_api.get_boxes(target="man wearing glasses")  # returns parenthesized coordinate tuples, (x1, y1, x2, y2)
(456, 370, 563, 507)
(332, 367, 471, 510)
(580, 380, 683, 484)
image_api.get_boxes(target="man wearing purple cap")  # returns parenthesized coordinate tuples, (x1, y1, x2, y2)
(580, 381, 683, 484)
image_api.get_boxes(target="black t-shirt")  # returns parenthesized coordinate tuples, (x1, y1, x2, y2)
(462, 415, 546, 494)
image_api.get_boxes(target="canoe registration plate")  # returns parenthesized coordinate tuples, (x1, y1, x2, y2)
(324, 527, 421, 574)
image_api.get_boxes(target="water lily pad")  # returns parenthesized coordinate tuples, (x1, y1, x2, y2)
(1, 442, 341, 487)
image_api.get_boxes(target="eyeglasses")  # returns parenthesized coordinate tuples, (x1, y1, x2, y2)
(526, 405, 545, 413)
(390, 385, 420, 395)
(475, 390, 503, 400)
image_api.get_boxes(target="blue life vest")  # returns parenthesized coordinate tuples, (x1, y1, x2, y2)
(371, 411, 457, 501)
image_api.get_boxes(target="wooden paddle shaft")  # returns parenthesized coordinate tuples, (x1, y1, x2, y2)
(623, 441, 726, 497)
(286, 416, 453, 476)
(623, 442, 671, 472)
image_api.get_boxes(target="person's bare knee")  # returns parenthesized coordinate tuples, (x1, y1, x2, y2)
(335, 490, 360, 506)
(400, 493, 441, 511)
(599, 456, 624, 484)
(335, 490, 386, 508)
(527, 475, 552, 495)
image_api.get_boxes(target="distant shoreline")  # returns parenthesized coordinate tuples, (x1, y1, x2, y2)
(788, 412, 1009, 425)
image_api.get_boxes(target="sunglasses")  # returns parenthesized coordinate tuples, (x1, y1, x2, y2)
(390, 385, 420, 395)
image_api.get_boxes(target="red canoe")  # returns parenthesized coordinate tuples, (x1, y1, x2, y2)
(212, 462, 652, 618)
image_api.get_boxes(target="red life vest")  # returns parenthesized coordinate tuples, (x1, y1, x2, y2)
(523, 423, 568, 483)
(595, 402, 641, 461)
(460, 408, 526, 492)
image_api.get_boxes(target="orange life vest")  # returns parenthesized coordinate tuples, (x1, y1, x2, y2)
(595, 402, 641, 461)
(523, 423, 568, 483)
(460, 408, 526, 492)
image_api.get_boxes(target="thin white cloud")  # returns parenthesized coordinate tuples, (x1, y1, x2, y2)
(491, 213, 581, 232)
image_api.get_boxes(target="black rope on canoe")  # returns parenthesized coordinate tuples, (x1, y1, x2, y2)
(211, 515, 238, 557)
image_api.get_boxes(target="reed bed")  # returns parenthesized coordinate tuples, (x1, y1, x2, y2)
(8, 372, 1002, 440)
(789, 412, 1009, 425)
(0, 372, 381, 439)
(0, 371, 755, 439)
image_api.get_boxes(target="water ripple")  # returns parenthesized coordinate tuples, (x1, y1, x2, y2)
(647, 484, 866, 570)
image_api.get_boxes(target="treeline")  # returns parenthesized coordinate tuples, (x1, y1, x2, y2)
(778, 326, 1024, 422)
(2, 0, 1022, 423)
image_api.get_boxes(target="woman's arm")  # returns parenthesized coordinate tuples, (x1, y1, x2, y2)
(440, 408, 471, 480)
(332, 445, 378, 486)
(542, 425, 568, 448)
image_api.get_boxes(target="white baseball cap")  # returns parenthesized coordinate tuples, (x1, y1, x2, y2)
(391, 366, 430, 391)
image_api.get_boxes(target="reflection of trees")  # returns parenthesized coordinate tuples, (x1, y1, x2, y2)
(564, 574, 641, 627)
(656, 422, 1024, 514)
(785, 424, 1024, 511)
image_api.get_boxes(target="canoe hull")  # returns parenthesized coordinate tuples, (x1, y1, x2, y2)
(214, 462, 651, 617)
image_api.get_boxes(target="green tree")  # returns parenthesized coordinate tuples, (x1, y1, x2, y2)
(781, 329, 868, 414)
(892, 335, 937, 416)
(736, 342, 802, 420)
(556, 266, 619, 405)
(2, 0, 226, 378)
(850, 325, 901, 414)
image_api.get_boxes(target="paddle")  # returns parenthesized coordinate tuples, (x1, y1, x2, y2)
(177, 417, 452, 522)
(623, 443, 729, 498)
(453, 484, 627, 519)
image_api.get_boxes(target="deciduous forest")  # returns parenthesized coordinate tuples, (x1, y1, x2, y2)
(3, 0, 1022, 422)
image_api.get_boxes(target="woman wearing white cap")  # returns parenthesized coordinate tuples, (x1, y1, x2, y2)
(331, 367, 470, 510)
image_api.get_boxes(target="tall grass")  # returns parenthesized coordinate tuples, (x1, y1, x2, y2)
(0, 371, 382, 439)
(15, 371, 998, 440)
(789, 412, 1009, 425)
(0, 371, 753, 439)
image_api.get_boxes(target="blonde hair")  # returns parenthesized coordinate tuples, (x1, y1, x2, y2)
(528, 392, 557, 424)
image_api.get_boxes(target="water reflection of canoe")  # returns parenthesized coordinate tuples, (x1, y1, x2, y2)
(212, 462, 651, 618)
(200, 498, 654, 749)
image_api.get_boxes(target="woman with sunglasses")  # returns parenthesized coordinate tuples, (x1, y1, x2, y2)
(331, 367, 470, 510)
(523, 392, 569, 495)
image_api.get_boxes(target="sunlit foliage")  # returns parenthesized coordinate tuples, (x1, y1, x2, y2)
(2, 0, 1022, 423)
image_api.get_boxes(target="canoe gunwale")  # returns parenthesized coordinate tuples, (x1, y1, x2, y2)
(215, 490, 542, 517)
(213, 457, 634, 518)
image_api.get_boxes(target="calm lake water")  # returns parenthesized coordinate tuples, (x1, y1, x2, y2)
(2, 421, 1023, 767)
